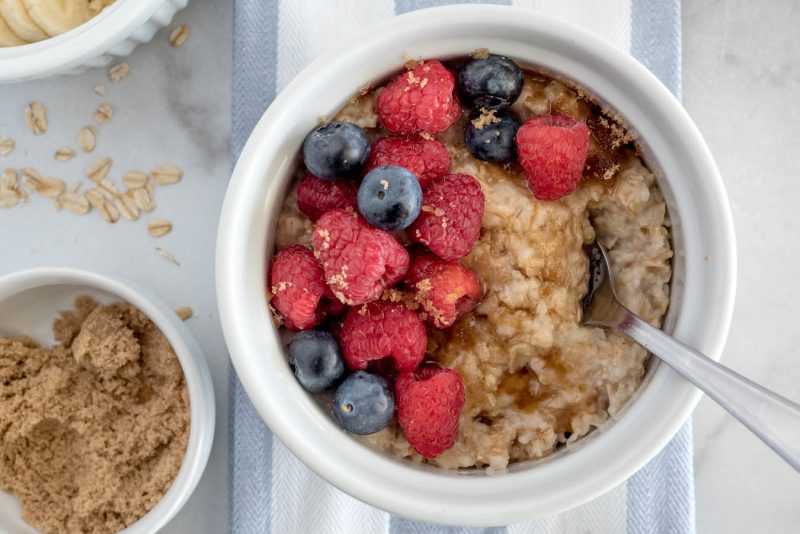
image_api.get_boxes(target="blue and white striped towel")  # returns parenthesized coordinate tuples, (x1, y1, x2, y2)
(230, 1, 691, 533)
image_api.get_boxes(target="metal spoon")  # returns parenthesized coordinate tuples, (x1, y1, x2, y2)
(581, 240, 800, 472)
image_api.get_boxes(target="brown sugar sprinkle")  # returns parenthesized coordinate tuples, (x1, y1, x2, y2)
(471, 109, 500, 130)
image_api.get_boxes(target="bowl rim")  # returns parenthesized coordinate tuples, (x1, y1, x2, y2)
(0, 266, 215, 533)
(217, 4, 736, 526)
(0, 0, 185, 83)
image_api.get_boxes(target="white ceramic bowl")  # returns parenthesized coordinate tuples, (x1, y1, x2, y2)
(217, 5, 736, 526)
(0, 268, 215, 533)
(0, 0, 188, 83)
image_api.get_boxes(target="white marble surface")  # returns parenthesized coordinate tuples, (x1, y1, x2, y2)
(684, 1, 800, 532)
(0, 1, 798, 533)
(0, 0, 232, 532)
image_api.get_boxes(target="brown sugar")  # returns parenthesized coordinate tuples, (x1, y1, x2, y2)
(0, 296, 189, 534)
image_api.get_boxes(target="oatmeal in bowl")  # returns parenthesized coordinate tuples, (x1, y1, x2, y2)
(217, 6, 734, 525)
(271, 54, 672, 471)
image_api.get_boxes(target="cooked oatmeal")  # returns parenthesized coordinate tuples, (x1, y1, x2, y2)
(275, 65, 672, 470)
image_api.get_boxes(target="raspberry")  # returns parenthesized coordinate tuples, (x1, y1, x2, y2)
(409, 173, 484, 261)
(312, 209, 409, 305)
(364, 136, 451, 189)
(339, 301, 426, 373)
(405, 254, 482, 328)
(268, 245, 327, 330)
(296, 174, 358, 222)
(395, 366, 465, 458)
(376, 60, 461, 135)
(516, 114, 590, 201)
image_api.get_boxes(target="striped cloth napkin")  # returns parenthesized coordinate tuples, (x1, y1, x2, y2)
(230, 1, 691, 533)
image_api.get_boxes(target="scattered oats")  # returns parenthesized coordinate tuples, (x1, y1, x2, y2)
(133, 187, 155, 212)
(0, 168, 17, 190)
(32, 177, 66, 198)
(0, 137, 14, 157)
(472, 48, 490, 59)
(98, 200, 119, 223)
(68, 181, 81, 194)
(98, 178, 119, 198)
(471, 108, 500, 130)
(54, 147, 76, 161)
(25, 101, 47, 135)
(78, 126, 97, 153)
(145, 180, 155, 199)
(174, 306, 193, 321)
(95, 103, 114, 124)
(148, 218, 172, 237)
(108, 62, 130, 83)
(119, 191, 139, 220)
(61, 192, 90, 215)
(0, 189, 18, 209)
(93, 84, 107, 96)
(20, 167, 43, 186)
(154, 246, 180, 266)
(122, 170, 148, 189)
(150, 164, 182, 186)
(84, 188, 104, 208)
(169, 24, 190, 47)
(86, 157, 112, 182)
(115, 196, 137, 221)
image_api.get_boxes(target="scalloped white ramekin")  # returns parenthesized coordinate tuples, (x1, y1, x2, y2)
(217, 5, 737, 527)
(0, 0, 188, 83)
(0, 268, 215, 533)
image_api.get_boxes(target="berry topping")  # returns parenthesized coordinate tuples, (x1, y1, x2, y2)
(333, 371, 395, 435)
(312, 209, 409, 305)
(268, 245, 328, 330)
(357, 165, 422, 231)
(376, 60, 461, 135)
(364, 136, 451, 189)
(339, 300, 426, 373)
(296, 174, 358, 222)
(287, 330, 345, 392)
(303, 121, 371, 179)
(465, 109, 520, 163)
(395, 366, 465, 458)
(409, 173, 484, 261)
(405, 254, 482, 329)
(516, 114, 590, 201)
(458, 54, 524, 110)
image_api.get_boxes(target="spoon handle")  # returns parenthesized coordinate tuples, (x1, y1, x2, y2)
(616, 309, 800, 473)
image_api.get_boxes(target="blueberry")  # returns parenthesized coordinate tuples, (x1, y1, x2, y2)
(303, 121, 371, 179)
(332, 371, 394, 435)
(288, 330, 344, 393)
(357, 165, 422, 230)
(458, 55, 524, 110)
(465, 110, 520, 163)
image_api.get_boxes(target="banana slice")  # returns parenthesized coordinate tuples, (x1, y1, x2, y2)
(21, 0, 92, 38)
(0, 12, 28, 46)
(0, 0, 48, 42)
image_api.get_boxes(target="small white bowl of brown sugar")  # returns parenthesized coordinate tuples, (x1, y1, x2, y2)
(0, 267, 214, 534)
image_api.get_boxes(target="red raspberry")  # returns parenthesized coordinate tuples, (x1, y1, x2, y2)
(409, 173, 484, 261)
(364, 136, 451, 189)
(395, 366, 465, 458)
(405, 254, 482, 328)
(312, 209, 409, 305)
(516, 114, 590, 201)
(296, 174, 358, 222)
(339, 300, 426, 373)
(268, 245, 327, 330)
(376, 60, 461, 135)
